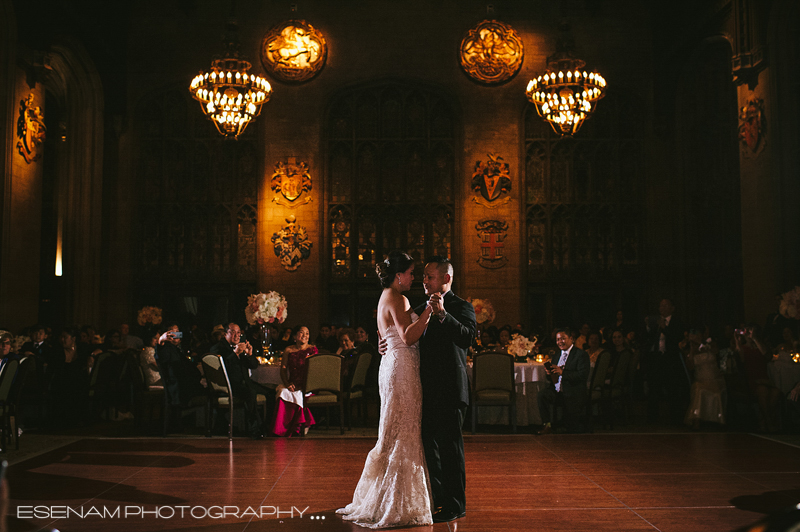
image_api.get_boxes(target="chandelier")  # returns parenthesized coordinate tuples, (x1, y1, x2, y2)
(525, 27, 606, 136)
(189, 20, 272, 138)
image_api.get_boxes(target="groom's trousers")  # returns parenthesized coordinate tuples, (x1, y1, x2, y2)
(422, 403, 467, 515)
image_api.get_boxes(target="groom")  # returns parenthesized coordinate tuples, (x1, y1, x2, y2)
(416, 256, 477, 523)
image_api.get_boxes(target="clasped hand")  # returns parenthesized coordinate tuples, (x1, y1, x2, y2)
(235, 341, 252, 356)
(428, 292, 444, 317)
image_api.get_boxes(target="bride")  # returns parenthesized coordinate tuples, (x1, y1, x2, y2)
(337, 251, 434, 528)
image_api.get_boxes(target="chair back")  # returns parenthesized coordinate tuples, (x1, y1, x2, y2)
(305, 354, 343, 394)
(610, 349, 632, 390)
(590, 350, 611, 392)
(10, 357, 35, 403)
(348, 351, 372, 393)
(201, 354, 232, 396)
(0, 359, 19, 402)
(88, 352, 112, 391)
(473, 352, 514, 393)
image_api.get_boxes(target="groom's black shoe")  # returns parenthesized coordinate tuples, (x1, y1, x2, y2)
(432, 509, 465, 523)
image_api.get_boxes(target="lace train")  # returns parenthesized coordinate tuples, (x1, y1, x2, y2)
(336, 322, 432, 528)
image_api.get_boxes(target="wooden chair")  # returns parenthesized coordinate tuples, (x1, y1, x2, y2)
(157, 357, 206, 437)
(345, 351, 372, 429)
(6, 357, 36, 450)
(128, 351, 164, 433)
(304, 353, 345, 435)
(586, 350, 611, 430)
(471, 352, 516, 434)
(605, 349, 632, 428)
(0, 359, 20, 451)
(201, 354, 267, 440)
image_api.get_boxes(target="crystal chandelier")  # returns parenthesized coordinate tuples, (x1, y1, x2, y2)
(189, 19, 272, 138)
(525, 27, 606, 136)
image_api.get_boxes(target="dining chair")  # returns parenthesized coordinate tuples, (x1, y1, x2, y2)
(128, 351, 164, 433)
(0, 359, 20, 452)
(345, 351, 372, 429)
(471, 351, 516, 434)
(5, 356, 37, 450)
(586, 350, 611, 430)
(605, 349, 632, 428)
(201, 354, 267, 440)
(156, 356, 206, 438)
(304, 353, 345, 434)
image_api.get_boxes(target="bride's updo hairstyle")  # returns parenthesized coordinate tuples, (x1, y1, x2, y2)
(376, 250, 414, 288)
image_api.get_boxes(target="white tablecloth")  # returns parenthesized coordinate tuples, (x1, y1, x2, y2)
(468, 362, 549, 427)
(768, 355, 800, 395)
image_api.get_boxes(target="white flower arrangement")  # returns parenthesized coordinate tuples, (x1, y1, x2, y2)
(137, 306, 163, 326)
(779, 286, 800, 320)
(245, 291, 288, 325)
(470, 298, 496, 324)
(508, 333, 536, 359)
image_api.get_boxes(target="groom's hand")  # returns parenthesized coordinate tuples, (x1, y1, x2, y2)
(378, 333, 387, 356)
(429, 293, 444, 316)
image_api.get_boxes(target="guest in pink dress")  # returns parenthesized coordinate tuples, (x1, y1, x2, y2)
(272, 326, 317, 436)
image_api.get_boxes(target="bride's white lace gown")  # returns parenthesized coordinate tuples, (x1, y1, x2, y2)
(336, 318, 432, 528)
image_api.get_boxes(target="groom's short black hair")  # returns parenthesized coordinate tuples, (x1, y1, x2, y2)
(426, 256, 453, 276)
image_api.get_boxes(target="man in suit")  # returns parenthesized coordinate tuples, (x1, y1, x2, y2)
(415, 257, 477, 524)
(643, 298, 689, 423)
(537, 328, 591, 434)
(209, 323, 275, 439)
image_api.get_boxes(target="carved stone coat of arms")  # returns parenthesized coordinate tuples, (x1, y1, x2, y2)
(271, 215, 313, 271)
(271, 157, 312, 207)
(16, 94, 46, 163)
(471, 153, 512, 208)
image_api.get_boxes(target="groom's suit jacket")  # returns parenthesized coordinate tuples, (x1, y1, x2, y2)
(416, 291, 477, 409)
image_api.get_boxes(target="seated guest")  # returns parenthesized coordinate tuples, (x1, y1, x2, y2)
(0, 332, 19, 374)
(684, 329, 726, 428)
(774, 327, 799, 359)
(498, 325, 512, 350)
(140, 332, 162, 387)
(120, 323, 143, 350)
(103, 329, 124, 352)
(575, 323, 591, 351)
(156, 325, 204, 408)
(20, 324, 56, 371)
(48, 327, 91, 427)
(354, 326, 371, 347)
(336, 328, 359, 385)
(537, 328, 590, 434)
(274, 325, 294, 352)
(210, 323, 275, 439)
(481, 327, 499, 351)
(314, 324, 332, 351)
(585, 331, 608, 366)
(736, 324, 780, 432)
(273, 326, 316, 437)
(609, 330, 632, 377)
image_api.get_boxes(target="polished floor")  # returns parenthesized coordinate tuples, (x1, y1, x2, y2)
(6, 432, 800, 532)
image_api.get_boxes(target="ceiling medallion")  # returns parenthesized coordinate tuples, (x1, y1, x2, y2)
(459, 20, 524, 85)
(260, 20, 327, 83)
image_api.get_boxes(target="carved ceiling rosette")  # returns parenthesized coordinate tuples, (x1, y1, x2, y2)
(459, 20, 524, 85)
(260, 20, 327, 83)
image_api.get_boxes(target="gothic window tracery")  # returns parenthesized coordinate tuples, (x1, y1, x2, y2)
(326, 82, 456, 324)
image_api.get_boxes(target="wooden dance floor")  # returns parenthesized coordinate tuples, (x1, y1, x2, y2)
(6, 433, 800, 532)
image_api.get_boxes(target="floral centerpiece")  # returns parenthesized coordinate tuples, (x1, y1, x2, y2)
(245, 291, 288, 325)
(779, 286, 800, 320)
(508, 333, 537, 362)
(137, 306, 163, 327)
(470, 298, 496, 324)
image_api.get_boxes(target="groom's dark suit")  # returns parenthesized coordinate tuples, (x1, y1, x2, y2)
(416, 291, 476, 517)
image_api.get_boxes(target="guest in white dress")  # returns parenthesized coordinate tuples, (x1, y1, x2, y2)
(684, 329, 726, 428)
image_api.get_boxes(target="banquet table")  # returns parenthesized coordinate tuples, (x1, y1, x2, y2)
(768, 352, 800, 395)
(250, 363, 283, 386)
(467, 361, 549, 427)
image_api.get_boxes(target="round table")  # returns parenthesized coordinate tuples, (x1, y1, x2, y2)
(467, 361, 549, 426)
